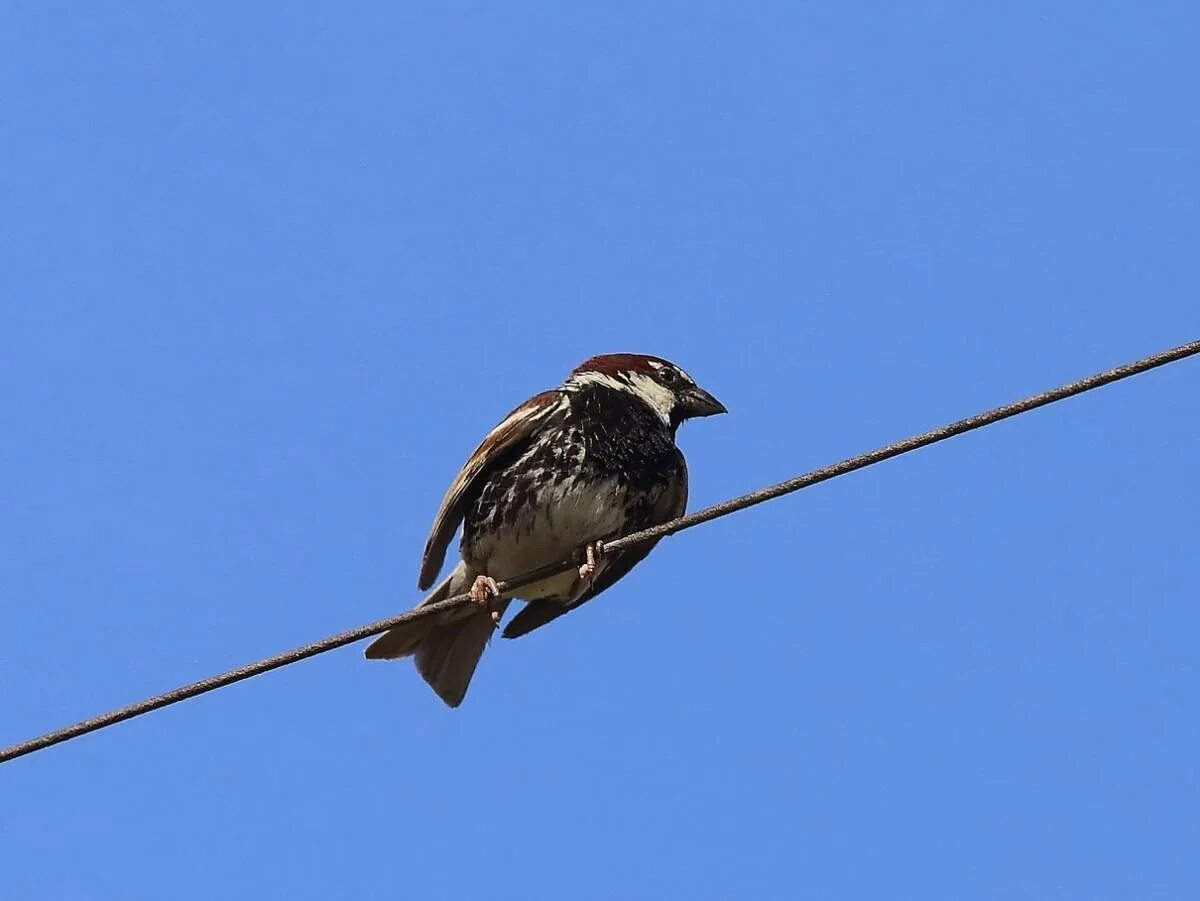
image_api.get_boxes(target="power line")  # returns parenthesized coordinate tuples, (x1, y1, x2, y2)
(2, 338, 1197, 764)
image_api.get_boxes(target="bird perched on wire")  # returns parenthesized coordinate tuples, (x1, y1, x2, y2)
(365, 353, 726, 706)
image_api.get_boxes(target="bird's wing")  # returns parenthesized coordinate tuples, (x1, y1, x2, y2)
(418, 390, 565, 590)
(501, 454, 689, 640)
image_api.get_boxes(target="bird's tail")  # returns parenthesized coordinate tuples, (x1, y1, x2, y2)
(364, 562, 509, 708)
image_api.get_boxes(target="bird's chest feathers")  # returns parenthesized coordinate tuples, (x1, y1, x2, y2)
(466, 464, 659, 575)
(462, 394, 679, 579)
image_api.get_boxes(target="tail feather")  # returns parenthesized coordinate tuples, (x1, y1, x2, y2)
(413, 599, 510, 708)
(364, 564, 509, 708)
(363, 571, 456, 660)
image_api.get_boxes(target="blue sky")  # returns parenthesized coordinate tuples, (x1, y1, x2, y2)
(2, 2, 1198, 898)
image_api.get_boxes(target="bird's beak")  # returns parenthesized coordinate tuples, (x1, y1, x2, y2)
(682, 385, 727, 419)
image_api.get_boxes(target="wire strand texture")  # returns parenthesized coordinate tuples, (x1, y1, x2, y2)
(3, 338, 1198, 764)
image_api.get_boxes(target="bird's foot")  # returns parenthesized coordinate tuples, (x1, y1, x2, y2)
(577, 541, 607, 582)
(469, 575, 503, 625)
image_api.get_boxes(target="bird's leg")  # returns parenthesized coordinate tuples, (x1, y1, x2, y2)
(469, 575, 503, 625)
(577, 540, 607, 582)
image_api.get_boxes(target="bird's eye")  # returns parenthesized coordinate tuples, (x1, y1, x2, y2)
(661, 368, 680, 386)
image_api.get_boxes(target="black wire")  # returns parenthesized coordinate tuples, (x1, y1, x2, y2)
(2, 338, 1197, 764)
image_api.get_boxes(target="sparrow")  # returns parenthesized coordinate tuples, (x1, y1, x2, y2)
(365, 353, 726, 706)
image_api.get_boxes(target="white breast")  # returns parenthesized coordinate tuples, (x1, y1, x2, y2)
(468, 473, 631, 601)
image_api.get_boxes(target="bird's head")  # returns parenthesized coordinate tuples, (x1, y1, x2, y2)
(567, 353, 727, 428)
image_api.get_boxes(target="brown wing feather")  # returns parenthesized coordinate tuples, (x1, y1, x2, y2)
(502, 458, 689, 639)
(418, 390, 564, 590)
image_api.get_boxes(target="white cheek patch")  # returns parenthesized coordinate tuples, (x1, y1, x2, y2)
(625, 372, 675, 424)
